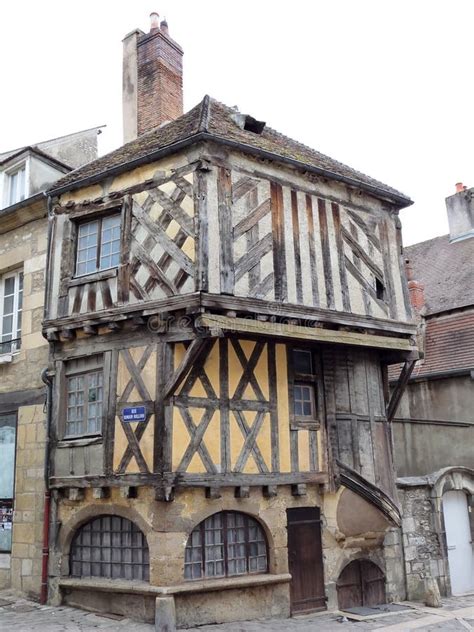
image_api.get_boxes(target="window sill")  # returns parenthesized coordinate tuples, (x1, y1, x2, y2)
(59, 573, 291, 597)
(68, 268, 118, 288)
(57, 436, 102, 448)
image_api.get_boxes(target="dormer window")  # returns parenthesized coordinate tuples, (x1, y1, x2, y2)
(75, 214, 121, 276)
(6, 164, 26, 206)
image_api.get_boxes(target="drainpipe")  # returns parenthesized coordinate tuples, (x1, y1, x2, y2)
(40, 367, 53, 604)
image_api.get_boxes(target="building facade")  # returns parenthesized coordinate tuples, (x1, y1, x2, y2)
(0, 129, 100, 596)
(392, 184, 474, 600)
(40, 17, 418, 627)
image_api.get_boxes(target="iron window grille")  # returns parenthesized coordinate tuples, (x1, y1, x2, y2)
(184, 511, 268, 580)
(75, 214, 121, 277)
(70, 515, 149, 581)
(0, 270, 23, 355)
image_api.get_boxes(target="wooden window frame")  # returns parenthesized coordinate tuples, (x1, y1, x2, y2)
(184, 511, 269, 581)
(288, 347, 322, 431)
(57, 353, 112, 441)
(74, 211, 122, 278)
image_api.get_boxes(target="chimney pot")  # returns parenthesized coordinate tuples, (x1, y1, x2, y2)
(160, 18, 169, 35)
(455, 182, 464, 193)
(150, 12, 160, 32)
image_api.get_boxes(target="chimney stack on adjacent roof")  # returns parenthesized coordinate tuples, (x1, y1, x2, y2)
(122, 12, 183, 143)
(405, 260, 425, 314)
(445, 182, 474, 242)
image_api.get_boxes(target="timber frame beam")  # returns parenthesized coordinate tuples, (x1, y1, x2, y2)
(196, 314, 416, 353)
(163, 337, 213, 400)
(387, 358, 417, 422)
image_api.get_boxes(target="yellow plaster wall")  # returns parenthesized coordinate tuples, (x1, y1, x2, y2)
(171, 339, 315, 475)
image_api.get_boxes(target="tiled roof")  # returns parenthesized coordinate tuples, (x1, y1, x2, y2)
(49, 96, 412, 206)
(389, 309, 474, 380)
(404, 234, 474, 315)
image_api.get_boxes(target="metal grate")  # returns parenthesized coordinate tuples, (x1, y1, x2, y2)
(70, 515, 149, 581)
(184, 511, 268, 580)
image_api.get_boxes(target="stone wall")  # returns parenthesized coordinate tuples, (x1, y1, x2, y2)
(399, 485, 449, 600)
(0, 212, 48, 597)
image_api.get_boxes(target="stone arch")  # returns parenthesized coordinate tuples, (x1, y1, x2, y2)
(183, 510, 270, 580)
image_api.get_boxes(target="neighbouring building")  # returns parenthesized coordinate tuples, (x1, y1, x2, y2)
(392, 183, 474, 600)
(0, 129, 101, 596)
(41, 14, 419, 628)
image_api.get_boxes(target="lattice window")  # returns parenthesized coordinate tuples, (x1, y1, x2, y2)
(184, 512, 268, 580)
(70, 516, 149, 581)
(64, 355, 103, 437)
(292, 349, 318, 422)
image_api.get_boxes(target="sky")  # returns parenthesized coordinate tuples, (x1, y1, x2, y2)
(1, 1, 472, 246)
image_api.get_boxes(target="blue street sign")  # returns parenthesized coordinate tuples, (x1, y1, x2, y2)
(121, 406, 147, 423)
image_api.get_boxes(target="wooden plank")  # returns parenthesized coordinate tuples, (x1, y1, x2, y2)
(72, 284, 84, 314)
(118, 419, 150, 473)
(249, 273, 274, 300)
(217, 167, 234, 294)
(341, 226, 384, 281)
(345, 256, 389, 315)
(177, 407, 217, 473)
(232, 410, 269, 473)
(49, 471, 329, 489)
(305, 195, 319, 306)
(120, 346, 153, 402)
(232, 176, 258, 202)
(87, 285, 96, 313)
(270, 181, 287, 301)
(291, 190, 303, 303)
(378, 218, 398, 320)
(317, 198, 334, 309)
(346, 210, 381, 251)
(99, 279, 113, 310)
(133, 242, 178, 296)
(233, 197, 271, 240)
(234, 232, 272, 282)
(148, 187, 194, 237)
(394, 215, 412, 319)
(387, 359, 416, 422)
(163, 338, 210, 400)
(219, 338, 231, 473)
(332, 203, 351, 312)
(230, 339, 266, 400)
(267, 342, 279, 472)
(103, 350, 118, 476)
(133, 201, 194, 276)
(195, 166, 209, 292)
(287, 345, 299, 472)
(197, 314, 415, 352)
(117, 194, 132, 304)
(198, 293, 417, 335)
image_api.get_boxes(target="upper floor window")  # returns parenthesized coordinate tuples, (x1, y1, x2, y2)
(76, 214, 121, 276)
(0, 270, 23, 355)
(6, 164, 26, 206)
(70, 515, 149, 581)
(65, 355, 103, 437)
(184, 512, 268, 580)
(289, 348, 321, 431)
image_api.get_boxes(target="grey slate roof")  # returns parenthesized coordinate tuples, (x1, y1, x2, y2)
(405, 234, 474, 314)
(49, 96, 412, 207)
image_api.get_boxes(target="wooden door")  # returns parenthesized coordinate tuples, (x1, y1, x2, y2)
(287, 507, 326, 614)
(337, 560, 385, 609)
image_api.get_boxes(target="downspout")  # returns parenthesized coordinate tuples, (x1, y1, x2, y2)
(40, 194, 55, 604)
(40, 367, 53, 604)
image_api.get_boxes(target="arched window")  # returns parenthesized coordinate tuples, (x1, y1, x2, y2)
(184, 511, 268, 580)
(70, 515, 149, 581)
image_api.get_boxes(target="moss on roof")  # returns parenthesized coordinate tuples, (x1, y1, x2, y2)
(49, 96, 411, 206)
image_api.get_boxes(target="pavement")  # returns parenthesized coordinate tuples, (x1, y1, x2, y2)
(0, 590, 473, 631)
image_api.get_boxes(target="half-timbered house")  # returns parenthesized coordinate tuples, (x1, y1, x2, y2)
(42, 15, 418, 627)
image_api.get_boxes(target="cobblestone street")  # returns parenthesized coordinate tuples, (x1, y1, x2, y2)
(0, 591, 473, 632)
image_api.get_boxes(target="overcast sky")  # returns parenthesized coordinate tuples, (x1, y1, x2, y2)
(1, 1, 472, 246)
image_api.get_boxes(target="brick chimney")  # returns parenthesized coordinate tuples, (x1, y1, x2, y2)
(445, 182, 474, 242)
(405, 260, 425, 314)
(122, 13, 183, 143)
